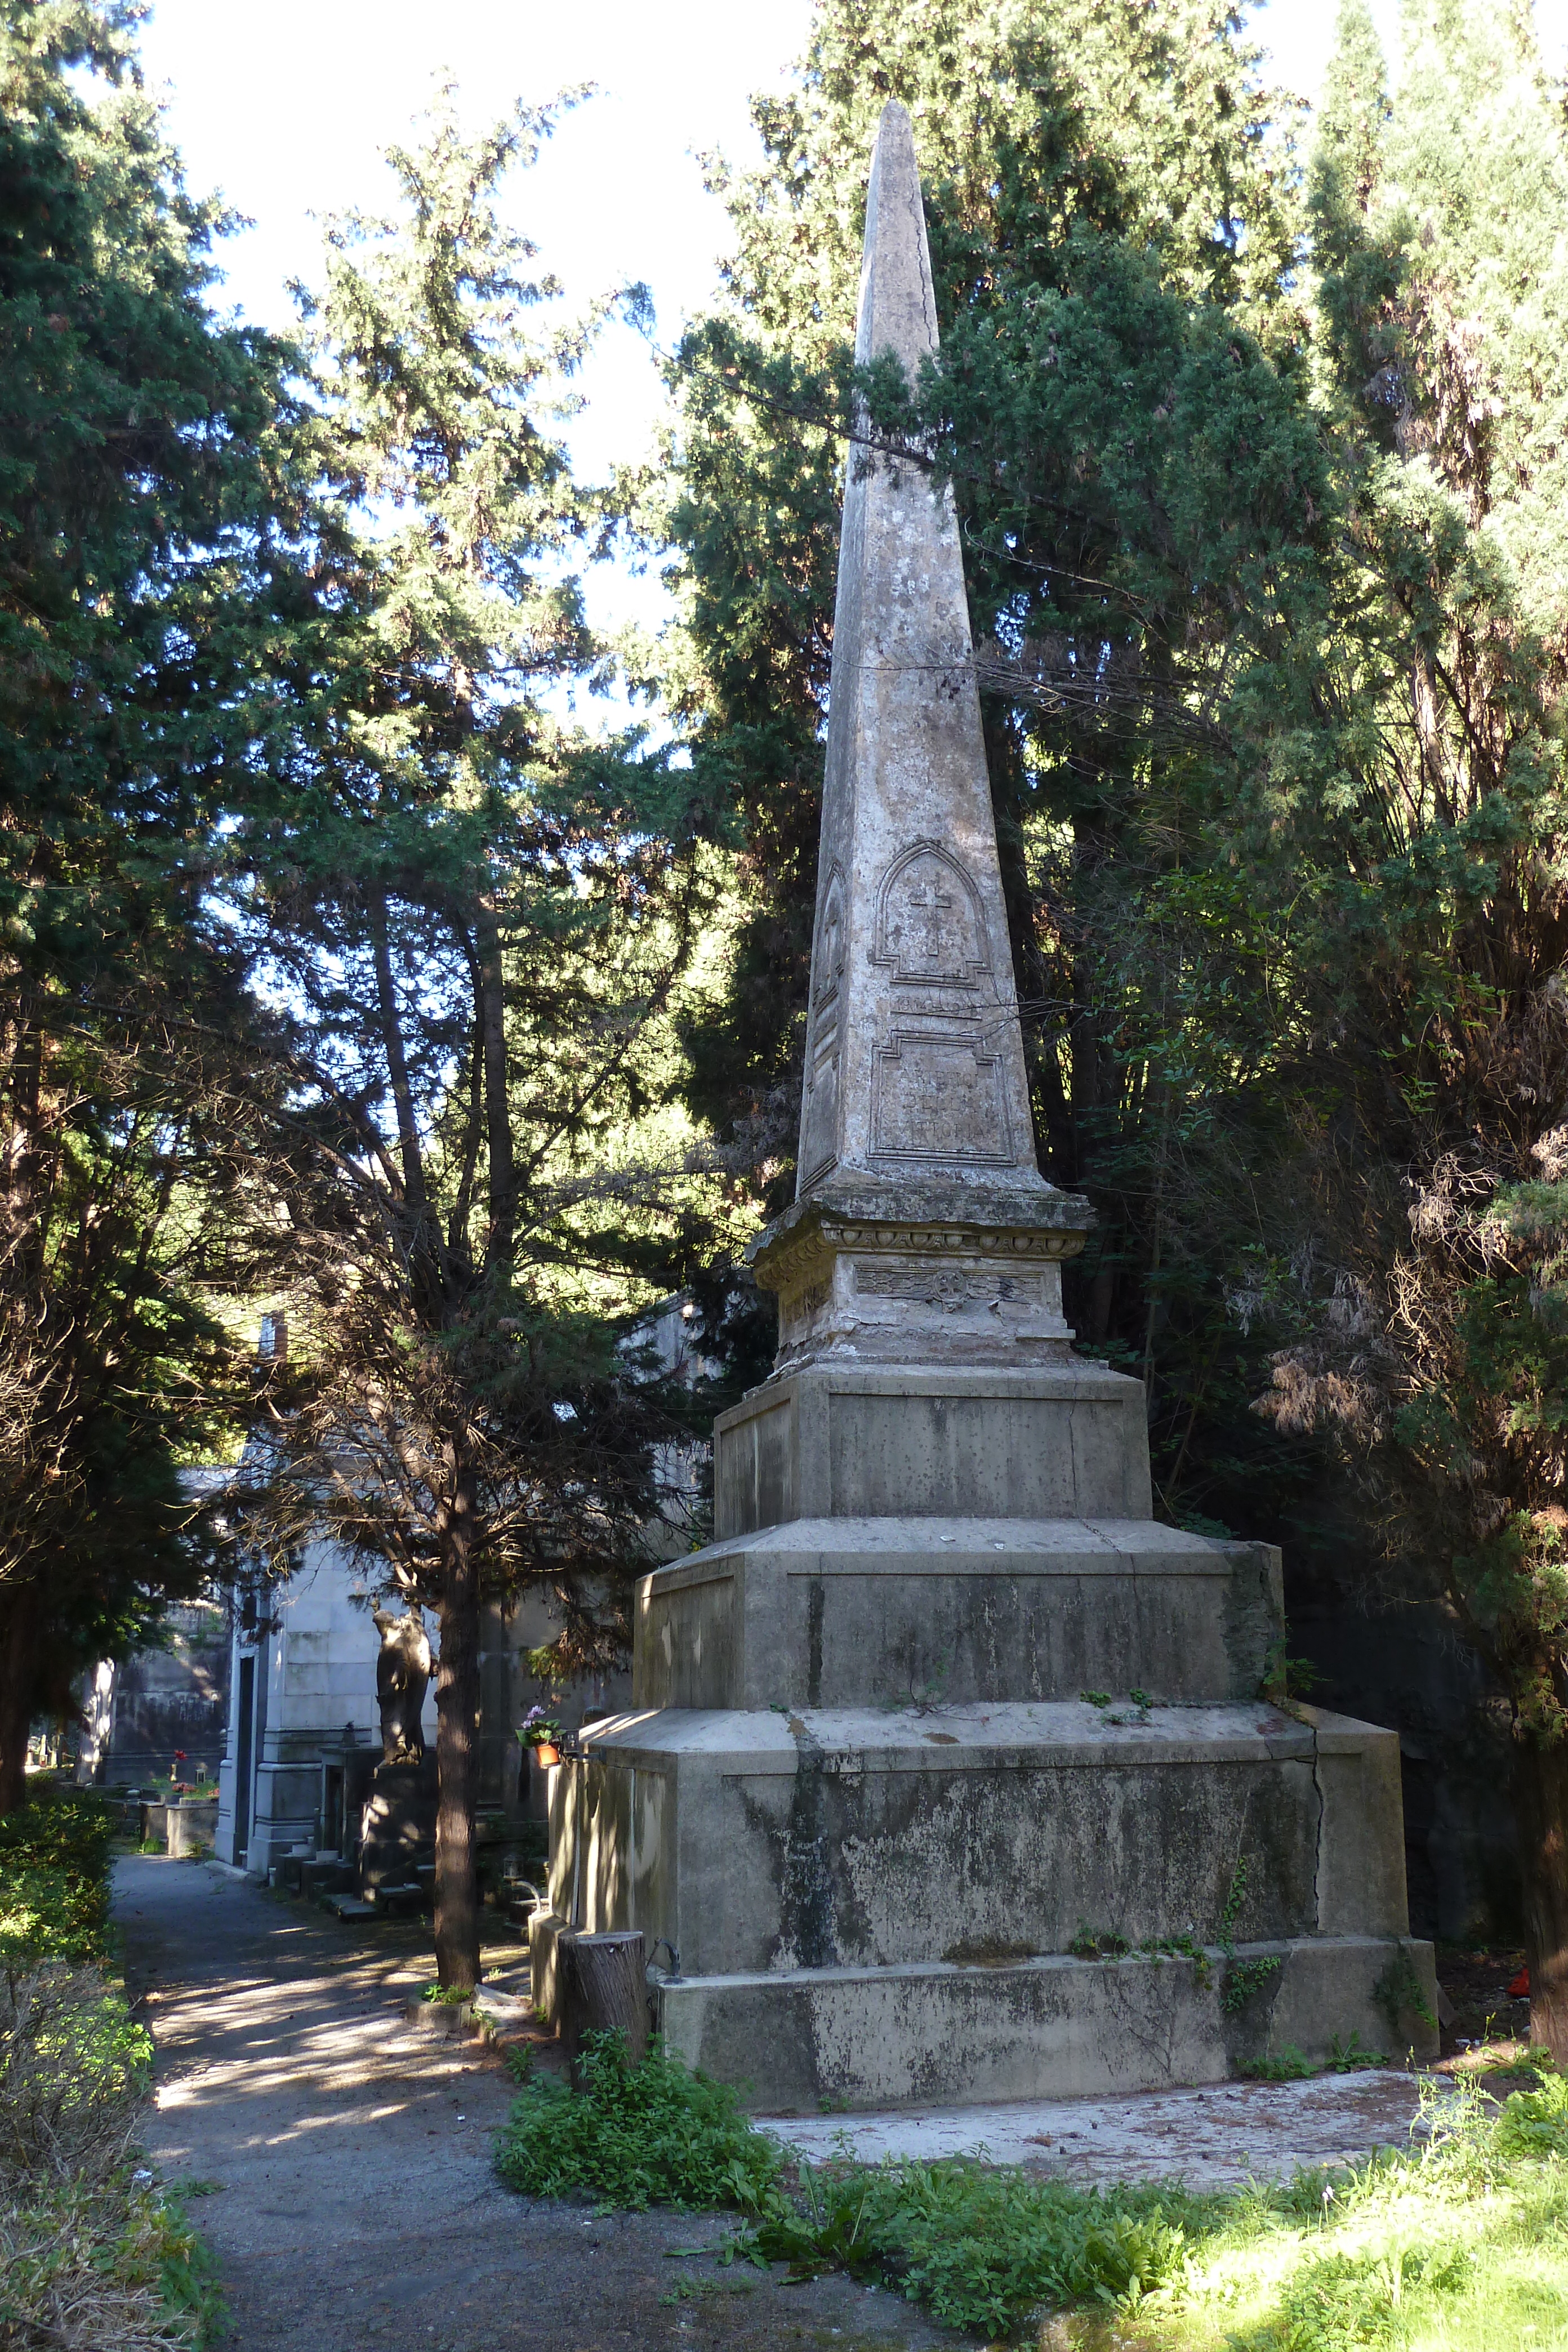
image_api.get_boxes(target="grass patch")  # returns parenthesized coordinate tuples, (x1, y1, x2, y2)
(495, 2034, 1568, 2347)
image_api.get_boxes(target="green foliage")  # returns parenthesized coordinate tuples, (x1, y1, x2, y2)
(494, 2031, 784, 2213)
(0, 1785, 216, 2346)
(1372, 1946, 1437, 2039)
(752, 2162, 1194, 2336)
(0, 2177, 221, 2350)
(491, 2021, 1568, 2345)
(1327, 2032, 1387, 2074)
(0, 0, 305, 1783)
(0, 1791, 116, 1963)
(1494, 2068, 1568, 2159)
(1240, 2047, 1315, 2083)
(1269, 2240, 1476, 2350)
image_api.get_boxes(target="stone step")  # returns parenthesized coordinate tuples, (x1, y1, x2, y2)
(542, 1701, 1411, 1995)
(639, 1936, 1438, 2109)
(635, 1514, 1280, 1710)
(327, 1895, 377, 1922)
(376, 1882, 426, 1918)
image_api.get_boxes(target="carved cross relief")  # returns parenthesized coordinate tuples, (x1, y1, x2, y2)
(872, 842, 989, 985)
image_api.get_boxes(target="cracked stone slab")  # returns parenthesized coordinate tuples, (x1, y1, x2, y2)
(761, 2070, 1450, 2188)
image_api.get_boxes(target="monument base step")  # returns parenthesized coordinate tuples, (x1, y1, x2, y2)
(621, 1935, 1436, 2109)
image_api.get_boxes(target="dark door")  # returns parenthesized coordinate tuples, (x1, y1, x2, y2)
(233, 1652, 255, 1866)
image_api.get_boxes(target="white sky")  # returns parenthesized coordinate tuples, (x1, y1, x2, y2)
(136, 0, 1568, 691)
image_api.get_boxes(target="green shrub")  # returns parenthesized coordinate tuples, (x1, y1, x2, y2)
(1241, 2047, 1314, 2082)
(1495, 2068, 1568, 2159)
(1273, 2240, 1475, 2350)
(0, 1792, 216, 2345)
(0, 1793, 117, 1964)
(495, 2032, 785, 2213)
(0, 1964, 153, 2188)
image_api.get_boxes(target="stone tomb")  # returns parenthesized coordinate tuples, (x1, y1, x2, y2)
(533, 101, 1436, 2106)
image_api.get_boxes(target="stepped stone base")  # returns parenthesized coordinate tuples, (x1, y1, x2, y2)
(533, 1922, 1435, 2108)
(653, 1937, 1436, 2108)
(635, 1515, 1283, 1711)
(533, 1697, 1437, 2106)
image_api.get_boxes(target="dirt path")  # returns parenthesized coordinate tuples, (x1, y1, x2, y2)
(114, 1855, 970, 2352)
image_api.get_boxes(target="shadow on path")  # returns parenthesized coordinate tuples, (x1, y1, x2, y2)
(115, 1856, 969, 2352)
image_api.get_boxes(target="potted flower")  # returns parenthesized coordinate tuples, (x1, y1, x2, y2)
(518, 1708, 563, 1770)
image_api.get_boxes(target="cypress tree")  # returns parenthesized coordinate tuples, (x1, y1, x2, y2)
(1253, 0, 1568, 2050)
(229, 93, 697, 1988)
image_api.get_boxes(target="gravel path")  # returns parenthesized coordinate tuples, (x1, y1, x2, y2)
(115, 1856, 972, 2352)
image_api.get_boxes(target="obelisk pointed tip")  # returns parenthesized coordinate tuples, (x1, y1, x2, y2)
(857, 97, 936, 370)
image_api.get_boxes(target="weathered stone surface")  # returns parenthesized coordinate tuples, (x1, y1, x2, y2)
(745, 103, 1097, 1381)
(755, 1181, 1092, 1374)
(533, 101, 1431, 2112)
(714, 1363, 1154, 1535)
(634, 1516, 1283, 1710)
(637, 1936, 1439, 2110)
(795, 105, 1042, 1203)
(539, 1704, 1413, 1981)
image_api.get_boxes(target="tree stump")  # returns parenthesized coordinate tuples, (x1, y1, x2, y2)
(558, 1929, 648, 2082)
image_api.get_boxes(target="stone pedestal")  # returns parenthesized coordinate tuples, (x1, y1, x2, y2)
(359, 1754, 437, 1892)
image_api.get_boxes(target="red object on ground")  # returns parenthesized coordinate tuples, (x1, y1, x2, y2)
(1509, 1966, 1531, 1998)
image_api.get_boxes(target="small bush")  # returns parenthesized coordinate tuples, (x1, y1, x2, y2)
(0, 1964, 152, 2188)
(0, 1789, 217, 2347)
(1495, 2067, 1568, 2158)
(0, 1794, 117, 1964)
(1240, 2046, 1314, 2082)
(495, 2032, 785, 2212)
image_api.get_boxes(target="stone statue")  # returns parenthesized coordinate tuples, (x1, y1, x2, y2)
(372, 1607, 431, 1764)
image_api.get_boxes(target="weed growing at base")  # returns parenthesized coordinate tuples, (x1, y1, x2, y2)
(495, 2033, 785, 2212)
(495, 2032, 1568, 2346)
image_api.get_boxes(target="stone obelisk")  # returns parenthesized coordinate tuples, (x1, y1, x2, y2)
(533, 103, 1436, 2109)
(758, 100, 1090, 1374)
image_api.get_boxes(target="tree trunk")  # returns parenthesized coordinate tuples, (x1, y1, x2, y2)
(475, 890, 514, 1269)
(559, 1930, 648, 2084)
(0, 1580, 39, 1813)
(1515, 1735, 1568, 2063)
(433, 1471, 482, 1991)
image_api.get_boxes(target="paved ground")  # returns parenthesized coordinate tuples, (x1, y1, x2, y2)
(115, 1856, 972, 2352)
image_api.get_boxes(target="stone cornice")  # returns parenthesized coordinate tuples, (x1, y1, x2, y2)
(749, 1179, 1094, 1292)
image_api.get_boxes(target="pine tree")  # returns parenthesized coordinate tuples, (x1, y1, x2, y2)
(229, 93, 701, 1988)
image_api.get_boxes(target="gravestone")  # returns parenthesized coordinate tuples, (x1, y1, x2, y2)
(532, 101, 1438, 2105)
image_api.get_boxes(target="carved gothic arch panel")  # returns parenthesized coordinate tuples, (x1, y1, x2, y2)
(871, 840, 991, 985)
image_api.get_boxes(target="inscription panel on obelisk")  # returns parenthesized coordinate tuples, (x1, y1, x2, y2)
(871, 1031, 1013, 1162)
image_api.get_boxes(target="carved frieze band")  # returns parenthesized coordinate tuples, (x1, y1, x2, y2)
(763, 1218, 1089, 1304)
